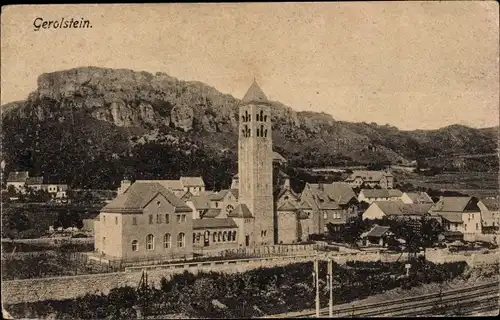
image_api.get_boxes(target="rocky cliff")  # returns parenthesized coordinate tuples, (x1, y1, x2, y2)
(2, 67, 497, 189)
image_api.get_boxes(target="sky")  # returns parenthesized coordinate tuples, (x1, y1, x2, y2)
(1, 2, 499, 130)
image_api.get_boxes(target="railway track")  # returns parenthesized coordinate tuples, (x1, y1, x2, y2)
(268, 281, 499, 318)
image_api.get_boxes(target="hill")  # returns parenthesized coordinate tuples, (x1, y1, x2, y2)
(2, 67, 497, 189)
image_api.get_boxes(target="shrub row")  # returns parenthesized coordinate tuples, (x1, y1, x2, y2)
(5, 259, 469, 319)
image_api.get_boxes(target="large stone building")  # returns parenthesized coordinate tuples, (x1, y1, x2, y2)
(94, 81, 360, 261)
(237, 80, 275, 246)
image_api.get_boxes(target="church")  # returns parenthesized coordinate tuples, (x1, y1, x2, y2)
(93, 81, 357, 262)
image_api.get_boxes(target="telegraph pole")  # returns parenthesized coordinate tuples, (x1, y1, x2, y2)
(328, 259, 333, 317)
(314, 258, 320, 317)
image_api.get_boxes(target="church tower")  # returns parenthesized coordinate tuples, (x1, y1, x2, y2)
(238, 80, 274, 246)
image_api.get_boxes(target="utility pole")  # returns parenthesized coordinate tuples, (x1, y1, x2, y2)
(314, 258, 320, 318)
(328, 259, 333, 317)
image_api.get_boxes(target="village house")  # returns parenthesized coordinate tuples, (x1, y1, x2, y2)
(25, 176, 44, 191)
(6, 171, 29, 192)
(478, 197, 500, 234)
(345, 170, 394, 189)
(119, 176, 206, 197)
(94, 182, 195, 262)
(400, 191, 434, 204)
(299, 182, 359, 233)
(362, 200, 438, 222)
(430, 196, 483, 235)
(358, 188, 403, 204)
(360, 224, 394, 247)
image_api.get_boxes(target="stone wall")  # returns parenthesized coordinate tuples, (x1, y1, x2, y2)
(4, 249, 498, 305)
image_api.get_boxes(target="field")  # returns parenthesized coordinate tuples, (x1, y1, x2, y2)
(395, 171, 497, 197)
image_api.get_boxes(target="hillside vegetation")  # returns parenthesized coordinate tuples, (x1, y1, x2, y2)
(2, 67, 497, 189)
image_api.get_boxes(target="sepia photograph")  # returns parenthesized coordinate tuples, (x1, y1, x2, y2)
(1, 2, 499, 318)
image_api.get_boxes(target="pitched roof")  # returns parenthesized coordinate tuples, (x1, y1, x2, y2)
(229, 189, 239, 200)
(439, 212, 463, 223)
(277, 200, 297, 212)
(201, 208, 221, 218)
(480, 198, 500, 211)
(404, 192, 434, 204)
(298, 200, 312, 210)
(431, 197, 475, 212)
(361, 189, 403, 198)
(210, 190, 229, 201)
(373, 201, 433, 217)
(363, 225, 392, 238)
(273, 151, 286, 162)
(135, 180, 184, 191)
(26, 176, 43, 185)
(180, 176, 205, 187)
(241, 80, 268, 103)
(102, 182, 191, 214)
(346, 170, 393, 182)
(193, 218, 238, 230)
(306, 182, 357, 207)
(321, 182, 358, 205)
(7, 171, 29, 183)
(277, 187, 300, 201)
(190, 195, 212, 210)
(227, 203, 253, 218)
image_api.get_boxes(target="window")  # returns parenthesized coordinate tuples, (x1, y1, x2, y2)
(213, 232, 217, 242)
(263, 230, 267, 237)
(146, 234, 154, 251)
(149, 215, 153, 224)
(115, 217, 118, 225)
(323, 213, 327, 219)
(177, 215, 181, 223)
(196, 233, 201, 243)
(103, 215, 106, 223)
(264, 115, 267, 122)
(232, 231, 237, 241)
(476, 223, 479, 230)
(165, 214, 169, 224)
(156, 214, 162, 224)
(132, 217, 137, 225)
(164, 233, 171, 249)
(180, 214, 186, 222)
(177, 233, 186, 248)
(256, 113, 260, 121)
(131, 240, 138, 252)
(193, 233, 196, 243)
(226, 205, 234, 213)
(218, 232, 222, 242)
(215, 202, 219, 208)
(257, 128, 260, 137)
(223, 231, 227, 241)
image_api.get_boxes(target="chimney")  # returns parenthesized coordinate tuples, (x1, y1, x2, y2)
(284, 177, 290, 189)
(118, 179, 131, 195)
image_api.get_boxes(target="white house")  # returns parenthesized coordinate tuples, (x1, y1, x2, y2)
(358, 189, 403, 204)
(400, 192, 434, 204)
(431, 197, 482, 235)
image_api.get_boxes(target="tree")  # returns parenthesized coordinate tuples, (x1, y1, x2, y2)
(420, 217, 444, 248)
(3, 211, 31, 240)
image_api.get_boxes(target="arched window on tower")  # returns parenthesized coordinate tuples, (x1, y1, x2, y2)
(245, 110, 249, 122)
(260, 110, 263, 122)
(249, 114, 251, 121)
(241, 115, 245, 122)
(248, 129, 251, 137)
(256, 113, 260, 121)
(264, 115, 268, 122)
(265, 129, 268, 137)
(257, 128, 260, 137)
(260, 125, 264, 137)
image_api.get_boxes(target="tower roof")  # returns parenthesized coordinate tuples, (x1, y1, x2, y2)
(241, 80, 268, 104)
